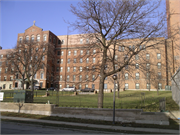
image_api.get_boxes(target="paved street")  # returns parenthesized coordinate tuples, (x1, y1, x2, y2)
(1, 121, 120, 134)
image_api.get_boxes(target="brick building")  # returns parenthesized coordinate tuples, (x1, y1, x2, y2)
(0, 0, 179, 91)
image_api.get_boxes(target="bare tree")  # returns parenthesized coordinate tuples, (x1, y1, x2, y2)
(70, 0, 167, 108)
(6, 39, 55, 92)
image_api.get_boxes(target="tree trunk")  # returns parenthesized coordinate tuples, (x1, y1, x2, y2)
(98, 75, 105, 108)
(118, 83, 120, 98)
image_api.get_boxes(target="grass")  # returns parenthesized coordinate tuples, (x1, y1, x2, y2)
(1, 90, 179, 111)
(1, 112, 179, 130)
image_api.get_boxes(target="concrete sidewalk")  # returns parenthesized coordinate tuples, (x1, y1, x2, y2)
(1, 116, 179, 134)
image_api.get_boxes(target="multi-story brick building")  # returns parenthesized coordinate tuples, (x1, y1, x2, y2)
(0, 0, 179, 91)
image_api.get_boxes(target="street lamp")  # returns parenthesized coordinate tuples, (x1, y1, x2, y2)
(112, 74, 117, 125)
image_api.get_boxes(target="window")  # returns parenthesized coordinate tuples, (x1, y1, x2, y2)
(42, 56, 45, 61)
(158, 83, 162, 89)
(86, 75, 88, 80)
(58, 40, 61, 44)
(5, 68, 8, 73)
(136, 83, 139, 89)
(0, 55, 3, 59)
(61, 51, 64, 56)
(57, 51, 60, 56)
(73, 67, 76, 72)
(59, 84, 62, 89)
(40, 72, 44, 79)
(50, 35, 52, 42)
(125, 83, 128, 89)
(86, 39, 89, 44)
(53, 38, 56, 43)
(0, 68, 2, 73)
(19, 37, 22, 43)
(67, 75, 70, 81)
(135, 63, 139, 69)
(3, 84, 6, 89)
(43, 35, 46, 41)
(80, 58, 83, 63)
(37, 35, 40, 42)
(31, 35, 34, 41)
(93, 58, 96, 63)
(68, 51, 71, 56)
(57, 59, 60, 64)
(86, 66, 89, 71)
(73, 75, 76, 81)
(129, 45, 131, 50)
(125, 73, 128, 80)
(67, 59, 70, 63)
(136, 73, 139, 79)
(92, 75, 95, 81)
(0, 62, 2, 67)
(146, 63, 150, 69)
(86, 58, 89, 63)
(157, 53, 161, 59)
(93, 49, 96, 54)
(4, 76, 7, 81)
(104, 65, 107, 70)
(124, 55, 128, 60)
(80, 39, 83, 44)
(79, 67, 82, 72)
(132, 45, 135, 50)
(158, 72, 161, 79)
(61, 40, 64, 44)
(143, 45, 146, 50)
(140, 45, 142, 50)
(26, 36, 29, 41)
(74, 50, 77, 55)
(80, 50, 83, 55)
(147, 83, 151, 89)
(79, 84, 82, 89)
(43, 47, 45, 52)
(10, 76, 13, 81)
(104, 83, 108, 89)
(86, 50, 89, 55)
(115, 55, 118, 60)
(147, 73, 150, 78)
(9, 84, 12, 89)
(74, 59, 76, 63)
(36, 48, 38, 52)
(79, 75, 82, 81)
(92, 66, 95, 71)
(60, 75, 62, 81)
(67, 67, 70, 72)
(157, 62, 161, 69)
(125, 65, 128, 70)
(146, 54, 150, 59)
(66, 84, 69, 88)
(56, 67, 59, 72)
(60, 67, 63, 72)
(85, 84, 88, 88)
(61, 59, 63, 64)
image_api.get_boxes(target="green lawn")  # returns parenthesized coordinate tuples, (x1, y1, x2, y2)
(1, 90, 179, 112)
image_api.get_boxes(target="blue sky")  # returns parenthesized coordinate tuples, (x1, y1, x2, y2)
(0, 0, 166, 50)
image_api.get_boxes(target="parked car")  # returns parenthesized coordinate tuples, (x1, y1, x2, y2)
(28, 86, 41, 90)
(47, 87, 57, 91)
(62, 87, 76, 92)
(81, 88, 95, 92)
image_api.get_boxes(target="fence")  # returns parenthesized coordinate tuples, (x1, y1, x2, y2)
(2, 90, 166, 112)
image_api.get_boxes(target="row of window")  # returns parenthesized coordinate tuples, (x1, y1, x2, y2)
(57, 49, 96, 56)
(124, 72, 162, 80)
(1, 84, 12, 89)
(124, 83, 162, 89)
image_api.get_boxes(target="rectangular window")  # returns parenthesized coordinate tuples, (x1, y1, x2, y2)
(147, 73, 150, 78)
(4, 76, 7, 81)
(73, 75, 76, 81)
(40, 73, 44, 79)
(57, 51, 60, 55)
(158, 83, 162, 89)
(93, 49, 96, 54)
(146, 63, 150, 69)
(86, 75, 88, 80)
(80, 58, 83, 63)
(115, 55, 118, 60)
(9, 84, 12, 89)
(73, 67, 76, 72)
(92, 75, 95, 81)
(135, 63, 139, 69)
(157, 53, 161, 59)
(146, 54, 150, 59)
(57, 59, 60, 64)
(60, 67, 63, 72)
(10, 76, 13, 81)
(79, 75, 82, 81)
(61, 51, 64, 56)
(61, 59, 63, 64)
(67, 75, 69, 81)
(80, 50, 83, 55)
(59, 84, 62, 89)
(86, 39, 89, 44)
(56, 67, 59, 72)
(68, 51, 71, 56)
(125, 83, 128, 89)
(147, 83, 151, 89)
(80, 39, 83, 44)
(67, 59, 70, 63)
(61, 40, 64, 44)
(158, 72, 161, 79)
(93, 58, 96, 63)
(125, 73, 128, 80)
(43, 35, 46, 41)
(104, 83, 108, 89)
(79, 84, 82, 89)
(86, 50, 89, 55)
(60, 75, 62, 81)
(136, 73, 139, 80)
(67, 67, 70, 72)
(85, 84, 88, 88)
(136, 83, 139, 89)
(74, 59, 76, 63)
(157, 62, 161, 69)
(86, 58, 89, 63)
(79, 67, 82, 72)
(74, 50, 77, 55)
